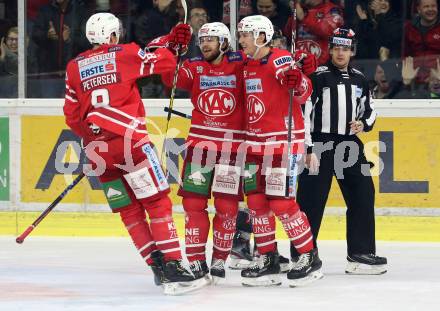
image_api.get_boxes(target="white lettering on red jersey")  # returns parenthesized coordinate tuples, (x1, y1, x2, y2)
(162, 51, 246, 152)
(243, 48, 312, 156)
(64, 43, 176, 141)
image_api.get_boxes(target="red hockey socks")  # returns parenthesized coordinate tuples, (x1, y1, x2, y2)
(182, 197, 210, 262)
(247, 193, 277, 254)
(212, 198, 239, 260)
(269, 199, 314, 254)
(144, 196, 182, 261)
(119, 203, 157, 265)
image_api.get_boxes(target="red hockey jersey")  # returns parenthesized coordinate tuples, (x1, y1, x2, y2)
(64, 43, 176, 142)
(284, 2, 343, 65)
(243, 48, 312, 156)
(162, 51, 246, 152)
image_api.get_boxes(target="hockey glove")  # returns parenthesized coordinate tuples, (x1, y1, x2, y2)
(294, 50, 317, 77)
(282, 67, 303, 90)
(169, 23, 192, 53)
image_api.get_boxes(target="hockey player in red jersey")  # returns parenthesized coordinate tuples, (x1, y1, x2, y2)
(63, 13, 204, 295)
(154, 22, 246, 284)
(238, 15, 323, 287)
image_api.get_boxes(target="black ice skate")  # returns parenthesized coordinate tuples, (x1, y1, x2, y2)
(210, 258, 226, 284)
(229, 231, 253, 270)
(346, 254, 387, 275)
(287, 249, 323, 287)
(162, 260, 207, 295)
(241, 251, 281, 287)
(189, 260, 211, 285)
(150, 251, 164, 286)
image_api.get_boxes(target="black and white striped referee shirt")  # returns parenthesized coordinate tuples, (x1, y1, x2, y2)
(304, 61, 377, 148)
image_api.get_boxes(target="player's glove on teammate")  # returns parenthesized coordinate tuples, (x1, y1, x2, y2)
(146, 24, 191, 54)
(294, 50, 317, 76)
(168, 23, 192, 54)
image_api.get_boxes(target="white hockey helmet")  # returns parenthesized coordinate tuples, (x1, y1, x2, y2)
(238, 15, 274, 47)
(86, 13, 121, 45)
(198, 22, 231, 51)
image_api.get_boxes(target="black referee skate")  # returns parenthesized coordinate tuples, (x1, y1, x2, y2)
(189, 260, 211, 285)
(150, 251, 164, 286)
(229, 231, 253, 270)
(210, 258, 226, 284)
(241, 251, 282, 287)
(287, 249, 323, 287)
(162, 260, 207, 295)
(346, 253, 387, 275)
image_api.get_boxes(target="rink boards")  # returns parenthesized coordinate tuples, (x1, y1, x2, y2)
(0, 99, 440, 240)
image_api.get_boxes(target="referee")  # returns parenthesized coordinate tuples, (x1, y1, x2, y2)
(292, 28, 387, 275)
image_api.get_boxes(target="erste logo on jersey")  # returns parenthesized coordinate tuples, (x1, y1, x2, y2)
(247, 95, 265, 123)
(245, 78, 263, 94)
(200, 75, 236, 89)
(197, 88, 236, 117)
(273, 55, 292, 68)
(78, 52, 117, 81)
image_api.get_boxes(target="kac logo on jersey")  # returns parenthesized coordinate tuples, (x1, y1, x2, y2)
(79, 59, 117, 81)
(273, 55, 292, 68)
(245, 78, 263, 94)
(200, 75, 236, 89)
(197, 88, 236, 117)
(298, 40, 322, 59)
(247, 95, 265, 123)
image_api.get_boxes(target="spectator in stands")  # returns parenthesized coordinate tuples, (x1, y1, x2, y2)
(253, 0, 290, 30)
(404, 0, 440, 83)
(134, 0, 178, 47)
(31, 0, 90, 97)
(355, 0, 402, 61)
(0, 26, 18, 97)
(184, 4, 209, 59)
(284, 0, 344, 65)
(393, 55, 440, 99)
(0, 26, 17, 76)
(372, 59, 402, 99)
(222, 0, 253, 25)
(270, 26, 287, 50)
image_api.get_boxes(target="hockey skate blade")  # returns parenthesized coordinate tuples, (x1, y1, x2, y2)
(288, 269, 324, 287)
(241, 274, 282, 287)
(280, 262, 291, 273)
(210, 275, 225, 285)
(163, 278, 209, 296)
(229, 257, 252, 270)
(345, 262, 387, 275)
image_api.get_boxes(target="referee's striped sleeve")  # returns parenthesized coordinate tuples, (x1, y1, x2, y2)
(359, 80, 377, 132)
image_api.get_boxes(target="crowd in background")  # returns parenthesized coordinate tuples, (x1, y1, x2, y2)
(0, 0, 440, 99)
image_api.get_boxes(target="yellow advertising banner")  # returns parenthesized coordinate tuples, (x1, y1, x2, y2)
(21, 116, 440, 208)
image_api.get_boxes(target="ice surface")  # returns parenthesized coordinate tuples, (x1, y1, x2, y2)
(1, 237, 439, 311)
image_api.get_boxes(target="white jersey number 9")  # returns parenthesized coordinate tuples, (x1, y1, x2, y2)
(91, 88, 110, 108)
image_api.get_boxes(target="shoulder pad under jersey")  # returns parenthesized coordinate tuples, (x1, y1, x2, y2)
(74, 55, 85, 62)
(226, 51, 243, 62)
(189, 56, 203, 63)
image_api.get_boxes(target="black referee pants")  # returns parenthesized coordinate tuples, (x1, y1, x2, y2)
(294, 133, 376, 257)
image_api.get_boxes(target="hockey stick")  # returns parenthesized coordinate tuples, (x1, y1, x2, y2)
(163, 107, 192, 119)
(16, 172, 85, 244)
(161, 0, 188, 165)
(285, 1, 297, 197)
